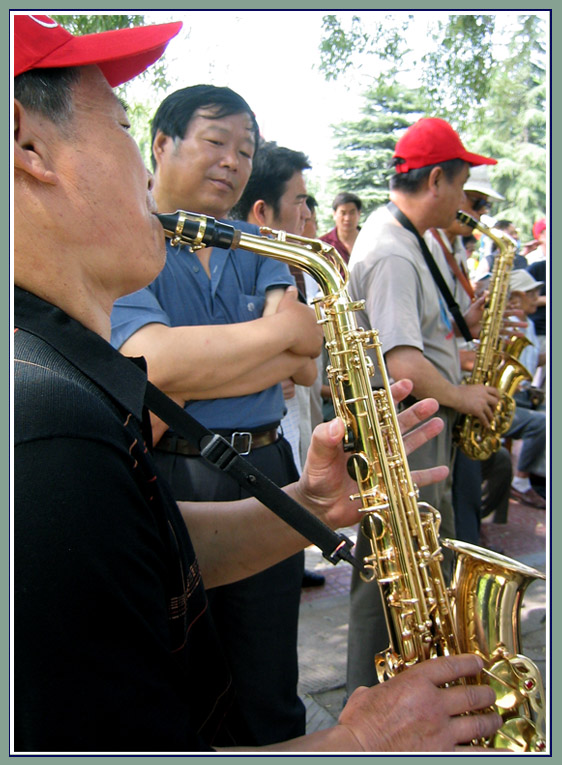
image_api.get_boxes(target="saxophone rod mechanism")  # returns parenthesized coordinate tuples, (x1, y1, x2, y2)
(156, 210, 241, 251)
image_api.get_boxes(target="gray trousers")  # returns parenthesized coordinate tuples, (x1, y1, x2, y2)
(346, 405, 457, 693)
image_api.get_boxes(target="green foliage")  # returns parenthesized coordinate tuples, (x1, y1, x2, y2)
(319, 14, 413, 83)
(128, 101, 157, 170)
(463, 15, 547, 234)
(319, 15, 369, 81)
(320, 13, 547, 235)
(326, 76, 428, 218)
(51, 14, 145, 34)
(420, 15, 496, 129)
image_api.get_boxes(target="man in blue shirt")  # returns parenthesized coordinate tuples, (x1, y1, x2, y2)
(110, 85, 322, 746)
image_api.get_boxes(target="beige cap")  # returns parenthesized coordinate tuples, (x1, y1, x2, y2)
(464, 165, 505, 201)
(509, 269, 544, 293)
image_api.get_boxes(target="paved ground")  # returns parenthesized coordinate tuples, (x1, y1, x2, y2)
(297, 496, 549, 739)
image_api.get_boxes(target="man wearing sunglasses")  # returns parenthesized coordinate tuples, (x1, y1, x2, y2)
(423, 167, 507, 546)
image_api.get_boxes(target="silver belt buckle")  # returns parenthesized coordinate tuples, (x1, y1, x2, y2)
(230, 431, 252, 455)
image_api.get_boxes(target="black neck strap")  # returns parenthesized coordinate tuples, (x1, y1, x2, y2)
(387, 202, 473, 342)
(144, 381, 361, 571)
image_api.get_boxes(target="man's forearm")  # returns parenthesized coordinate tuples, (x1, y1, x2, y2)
(386, 347, 462, 411)
(120, 315, 312, 398)
(183, 352, 316, 400)
(178, 492, 310, 589)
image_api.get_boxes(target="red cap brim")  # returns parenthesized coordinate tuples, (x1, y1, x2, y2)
(15, 16, 182, 87)
(462, 150, 497, 167)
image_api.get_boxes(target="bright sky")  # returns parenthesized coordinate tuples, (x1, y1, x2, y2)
(132, 10, 431, 184)
(130, 10, 547, 192)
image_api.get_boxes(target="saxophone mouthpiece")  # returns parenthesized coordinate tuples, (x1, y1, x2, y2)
(156, 210, 241, 250)
(456, 210, 478, 229)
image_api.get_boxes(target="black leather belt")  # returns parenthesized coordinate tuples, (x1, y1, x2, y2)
(156, 427, 280, 457)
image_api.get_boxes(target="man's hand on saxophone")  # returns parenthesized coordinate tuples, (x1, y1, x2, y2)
(221, 654, 502, 752)
(334, 654, 502, 752)
(213, 378, 503, 752)
(453, 383, 501, 429)
(293, 378, 450, 532)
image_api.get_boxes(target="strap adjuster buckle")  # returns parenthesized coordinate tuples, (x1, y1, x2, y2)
(230, 431, 252, 455)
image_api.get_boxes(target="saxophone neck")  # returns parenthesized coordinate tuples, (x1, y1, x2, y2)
(241, 226, 348, 298)
(156, 209, 347, 299)
(456, 211, 516, 254)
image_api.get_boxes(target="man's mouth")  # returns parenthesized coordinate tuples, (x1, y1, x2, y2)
(210, 177, 234, 191)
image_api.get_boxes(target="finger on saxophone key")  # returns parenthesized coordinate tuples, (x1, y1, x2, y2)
(337, 655, 502, 752)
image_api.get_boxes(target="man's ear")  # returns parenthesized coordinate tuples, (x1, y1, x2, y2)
(250, 199, 274, 228)
(427, 166, 443, 196)
(13, 100, 58, 185)
(250, 199, 270, 227)
(152, 129, 174, 168)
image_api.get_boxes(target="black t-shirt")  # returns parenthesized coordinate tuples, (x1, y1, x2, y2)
(14, 288, 232, 753)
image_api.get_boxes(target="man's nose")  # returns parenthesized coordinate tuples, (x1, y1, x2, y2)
(220, 146, 239, 170)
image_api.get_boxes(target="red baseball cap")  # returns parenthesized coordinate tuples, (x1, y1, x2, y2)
(393, 117, 496, 173)
(532, 218, 546, 240)
(14, 14, 182, 87)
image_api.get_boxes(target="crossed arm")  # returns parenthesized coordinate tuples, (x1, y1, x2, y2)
(120, 286, 322, 401)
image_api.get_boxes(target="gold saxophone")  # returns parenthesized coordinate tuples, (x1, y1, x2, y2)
(157, 210, 547, 752)
(455, 212, 532, 460)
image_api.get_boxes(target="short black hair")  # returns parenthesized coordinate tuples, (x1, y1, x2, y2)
(332, 191, 362, 212)
(306, 195, 318, 212)
(15, 67, 80, 126)
(231, 141, 311, 221)
(389, 158, 468, 194)
(150, 84, 260, 170)
(494, 219, 513, 230)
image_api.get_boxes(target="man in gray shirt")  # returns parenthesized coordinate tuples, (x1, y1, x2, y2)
(346, 117, 500, 692)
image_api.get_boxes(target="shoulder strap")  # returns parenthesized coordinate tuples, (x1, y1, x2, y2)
(429, 228, 475, 302)
(387, 202, 473, 342)
(144, 381, 360, 571)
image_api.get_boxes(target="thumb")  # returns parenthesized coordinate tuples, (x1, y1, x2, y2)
(306, 417, 346, 468)
(281, 285, 298, 302)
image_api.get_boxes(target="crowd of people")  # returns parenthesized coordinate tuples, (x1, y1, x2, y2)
(13, 14, 547, 754)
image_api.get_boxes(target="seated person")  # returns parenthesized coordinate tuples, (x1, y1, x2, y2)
(504, 270, 546, 509)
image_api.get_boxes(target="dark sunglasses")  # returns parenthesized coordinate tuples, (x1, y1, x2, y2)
(467, 197, 491, 213)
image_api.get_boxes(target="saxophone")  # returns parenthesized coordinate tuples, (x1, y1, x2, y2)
(156, 210, 547, 752)
(454, 212, 532, 460)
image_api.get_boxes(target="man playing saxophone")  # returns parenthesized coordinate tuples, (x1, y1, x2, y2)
(13, 16, 504, 753)
(347, 118, 501, 693)
(423, 171, 506, 544)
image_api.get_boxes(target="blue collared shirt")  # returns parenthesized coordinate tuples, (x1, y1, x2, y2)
(111, 220, 295, 430)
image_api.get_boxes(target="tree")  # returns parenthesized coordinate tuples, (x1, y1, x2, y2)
(319, 13, 413, 85)
(420, 15, 496, 131)
(326, 76, 428, 217)
(319, 13, 547, 234)
(463, 15, 547, 234)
